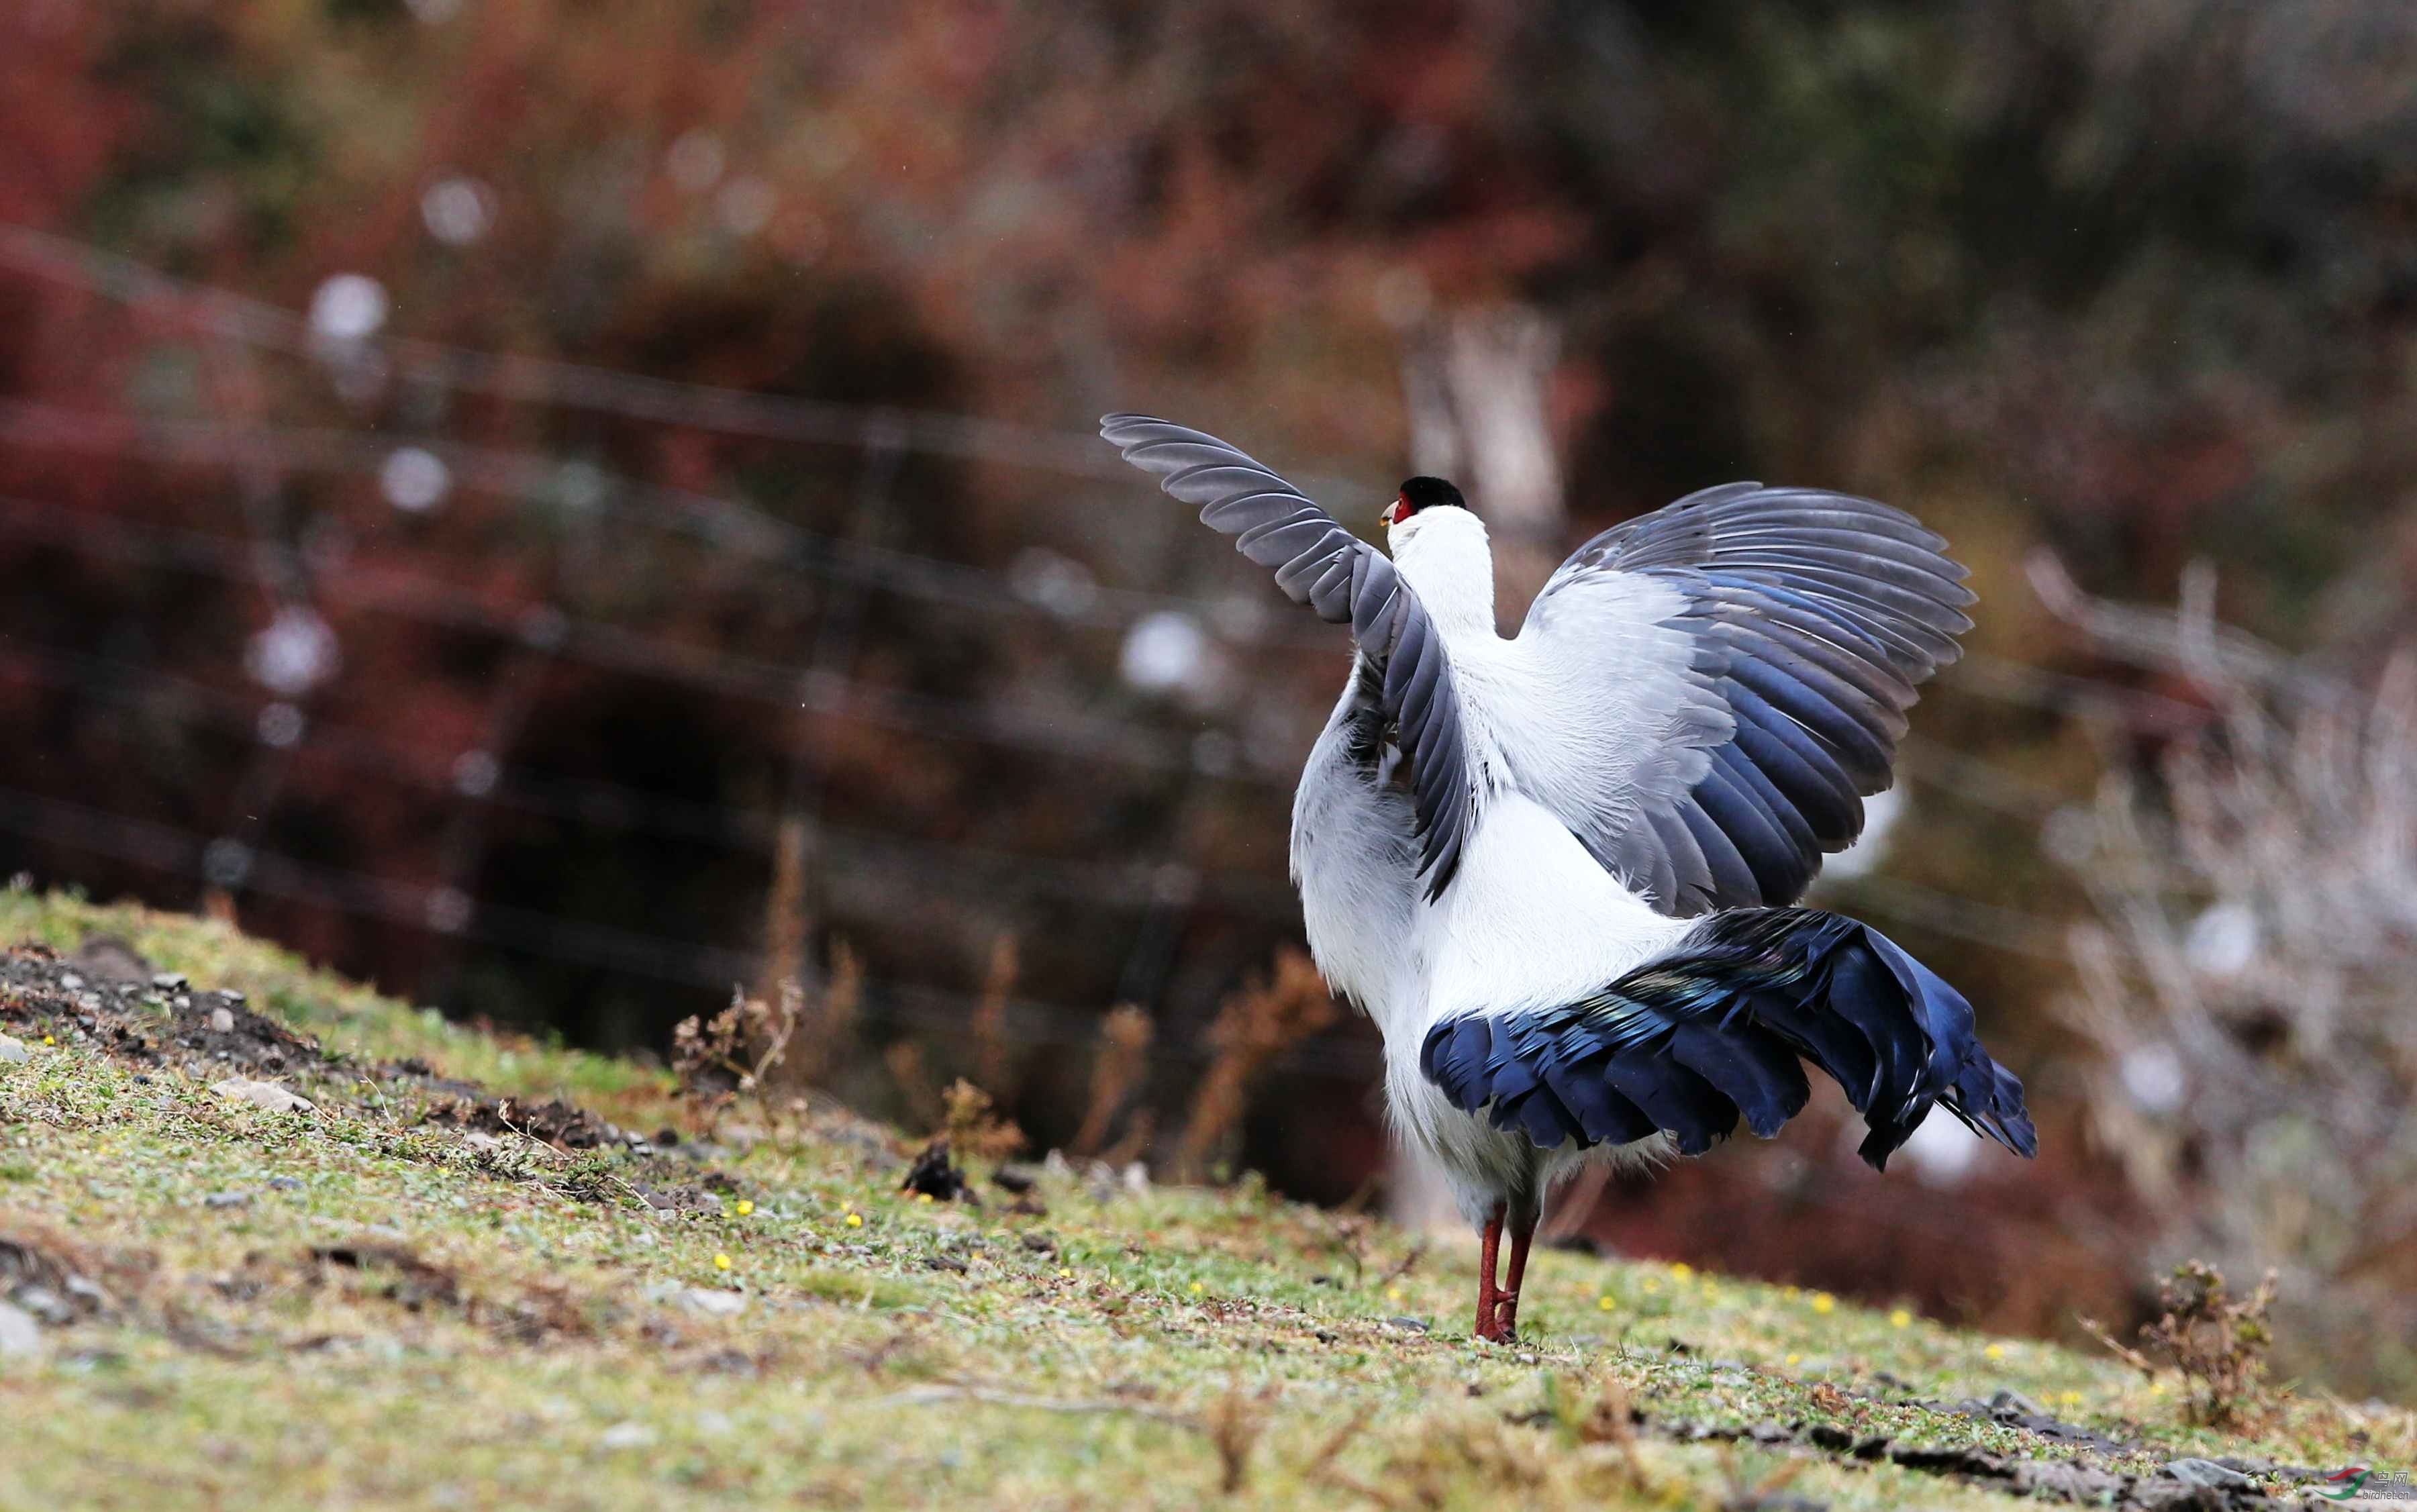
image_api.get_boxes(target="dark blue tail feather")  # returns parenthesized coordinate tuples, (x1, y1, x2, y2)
(1416, 908, 2038, 1168)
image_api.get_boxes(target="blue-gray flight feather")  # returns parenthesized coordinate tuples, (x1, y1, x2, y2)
(1100, 414, 1476, 898)
(1516, 482, 1975, 916)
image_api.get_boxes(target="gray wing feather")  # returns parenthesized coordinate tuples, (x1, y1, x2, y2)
(1515, 482, 1973, 916)
(1099, 414, 1476, 898)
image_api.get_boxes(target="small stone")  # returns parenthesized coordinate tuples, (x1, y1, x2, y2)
(13, 1287, 70, 1325)
(2166, 1458, 2255, 1490)
(209, 1078, 316, 1115)
(209, 1007, 236, 1034)
(219, 990, 246, 1005)
(58, 973, 83, 991)
(268, 1176, 301, 1191)
(2012, 1460, 2126, 1501)
(1383, 1315, 1430, 1333)
(1987, 1388, 2049, 1419)
(152, 971, 188, 991)
(598, 1421, 655, 1450)
(0, 1036, 28, 1066)
(1121, 1161, 1150, 1195)
(678, 1288, 748, 1317)
(0, 1302, 43, 1358)
(205, 1191, 253, 1209)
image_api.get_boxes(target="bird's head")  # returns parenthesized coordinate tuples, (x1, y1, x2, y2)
(1379, 476, 1470, 532)
(1379, 476, 1494, 632)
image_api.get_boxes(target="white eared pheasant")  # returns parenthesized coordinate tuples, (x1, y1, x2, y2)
(1101, 416, 2036, 1344)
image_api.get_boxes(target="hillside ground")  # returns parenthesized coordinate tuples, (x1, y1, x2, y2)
(0, 888, 2409, 1510)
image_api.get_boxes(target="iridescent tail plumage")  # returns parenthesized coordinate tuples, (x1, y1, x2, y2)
(1419, 907, 2036, 1168)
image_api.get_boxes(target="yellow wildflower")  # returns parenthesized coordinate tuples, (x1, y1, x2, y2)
(1889, 1309, 1913, 1329)
(735, 1199, 754, 1216)
(845, 1213, 863, 1229)
(1785, 1353, 1802, 1367)
(1670, 1262, 1693, 1281)
(1984, 1344, 2004, 1360)
(1056, 1267, 1073, 1280)
(1597, 1295, 1616, 1312)
(713, 1253, 733, 1272)
(1811, 1292, 1834, 1314)
(1189, 1281, 1205, 1295)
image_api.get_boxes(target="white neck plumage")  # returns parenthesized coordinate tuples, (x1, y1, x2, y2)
(1387, 506, 1497, 641)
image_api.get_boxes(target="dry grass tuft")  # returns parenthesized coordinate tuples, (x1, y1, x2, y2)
(1174, 948, 1336, 1182)
(884, 1040, 944, 1131)
(1201, 1376, 1274, 1496)
(1072, 1003, 1153, 1158)
(671, 978, 803, 1129)
(758, 813, 811, 999)
(1098, 1107, 1156, 1169)
(940, 1077, 1025, 1164)
(2084, 1260, 2278, 1429)
(800, 940, 862, 1086)
(971, 933, 1020, 1099)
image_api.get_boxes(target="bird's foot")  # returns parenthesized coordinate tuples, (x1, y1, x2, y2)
(1490, 1291, 1521, 1344)
(1473, 1306, 1504, 1344)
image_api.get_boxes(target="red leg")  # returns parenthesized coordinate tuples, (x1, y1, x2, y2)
(1473, 1205, 1505, 1342)
(1495, 1213, 1536, 1343)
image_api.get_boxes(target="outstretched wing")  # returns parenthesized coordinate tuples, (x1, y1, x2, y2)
(1501, 484, 1973, 915)
(1099, 415, 1475, 897)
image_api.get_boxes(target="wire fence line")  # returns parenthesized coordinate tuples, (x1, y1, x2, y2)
(0, 487, 1295, 784)
(0, 222, 2126, 1101)
(0, 222, 1120, 484)
(1, 220, 1391, 500)
(0, 396, 1334, 650)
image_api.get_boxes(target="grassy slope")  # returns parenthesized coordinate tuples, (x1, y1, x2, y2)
(0, 891, 2405, 1511)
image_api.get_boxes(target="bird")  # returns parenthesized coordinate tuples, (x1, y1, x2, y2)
(1100, 414, 2036, 1344)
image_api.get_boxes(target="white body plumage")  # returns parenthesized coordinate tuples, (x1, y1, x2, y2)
(1292, 505, 1687, 1227)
